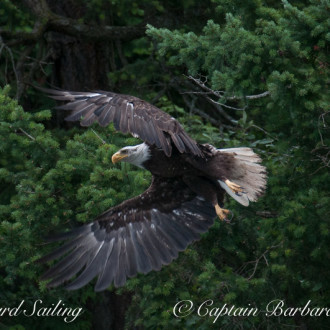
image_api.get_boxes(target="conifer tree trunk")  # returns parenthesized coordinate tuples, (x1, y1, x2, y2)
(47, 0, 110, 90)
(46, 1, 131, 328)
(92, 291, 133, 330)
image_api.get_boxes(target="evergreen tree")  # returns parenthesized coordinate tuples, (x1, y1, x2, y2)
(127, 1, 329, 328)
(0, 0, 329, 329)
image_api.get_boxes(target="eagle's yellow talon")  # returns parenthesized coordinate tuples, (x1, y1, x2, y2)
(215, 204, 230, 221)
(225, 179, 244, 194)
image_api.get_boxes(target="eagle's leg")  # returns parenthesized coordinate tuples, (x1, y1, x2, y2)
(183, 175, 230, 221)
(225, 179, 244, 195)
(214, 204, 231, 221)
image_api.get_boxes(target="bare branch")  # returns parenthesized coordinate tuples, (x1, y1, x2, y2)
(246, 124, 279, 141)
(227, 91, 270, 100)
(19, 128, 35, 141)
(0, 38, 20, 98)
(1, 0, 146, 46)
(205, 94, 247, 111)
(0, 19, 47, 47)
(309, 149, 330, 175)
(247, 242, 283, 280)
(179, 77, 237, 124)
(185, 75, 225, 97)
(91, 129, 106, 145)
(317, 110, 330, 147)
(185, 74, 270, 106)
(203, 95, 238, 123)
(309, 111, 330, 175)
(181, 94, 221, 126)
(256, 211, 278, 218)
(48, 17, 146, 42)
(235, 242, 283, 280)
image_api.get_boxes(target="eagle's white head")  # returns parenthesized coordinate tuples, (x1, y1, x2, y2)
(111, 143, 151, 169)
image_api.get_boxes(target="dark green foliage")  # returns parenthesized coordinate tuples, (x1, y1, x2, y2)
(0, 86, 149, 328)
(129, 1, 329, 328)
(0, 0, 329, 329)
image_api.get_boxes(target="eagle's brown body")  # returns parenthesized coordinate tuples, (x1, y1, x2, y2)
(146, 143, 236, 176)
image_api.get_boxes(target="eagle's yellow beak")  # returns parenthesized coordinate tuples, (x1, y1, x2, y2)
(112, 151, 128, 164)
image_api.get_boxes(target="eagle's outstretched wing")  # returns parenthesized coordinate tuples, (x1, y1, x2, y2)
(38, 176, 215, 291)
(38, 87, 202, 157)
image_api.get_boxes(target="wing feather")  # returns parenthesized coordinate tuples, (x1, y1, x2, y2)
(114, 235, 127, 287)
(94, 237, 115, 291)
(129, 222, 153, 274)
(119, 101, 129, 133)
(38, 176, 216, 290)
(38, 87, 202, 157)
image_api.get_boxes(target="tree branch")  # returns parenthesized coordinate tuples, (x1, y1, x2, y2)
(178, 78, 237, 125)
(0, 37, 20, 98)
(256, 211, 279, 218)
(91, 129, 106, 145)
(1, 0, 146, 46)
(181, 93, 221, 126)
(227, 91, 270, 100)
(236, 242, 283, 280)
(19, 128, 35, 141)
(185, 75, 270, 105)
(205, 94, 247, 111)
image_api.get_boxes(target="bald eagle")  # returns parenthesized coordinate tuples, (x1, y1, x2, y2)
(38, 88, 267, 291)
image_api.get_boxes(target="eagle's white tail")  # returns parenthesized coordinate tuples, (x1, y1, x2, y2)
(218, 147, 267, 206)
